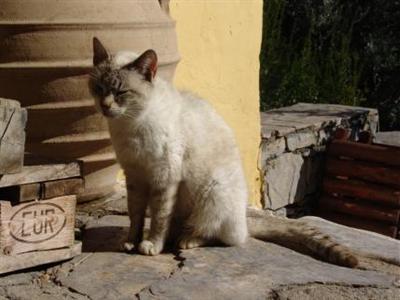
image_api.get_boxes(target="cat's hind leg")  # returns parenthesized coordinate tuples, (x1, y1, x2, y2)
(178, 236, 209, 249)
(207, 175, 248, 246)
(177, 180, 230, 248)
(218, 215, 248, 246)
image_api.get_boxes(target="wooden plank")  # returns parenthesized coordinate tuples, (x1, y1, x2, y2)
(329, 139, 400, 167)
(0, 196, 76, 255)
(0, 183, 41, 203)
(323, 177, 400, 207)
(0, 241, 81, 275)
(44, 178, 84, 199)
(316, 210, 398, 238)
(0, 158, 81, 188)
(333, 128, 350, 141)
(0, 98, 27, 174)
(326, 157, 400, 188)
(320, 195, 400, 225)
(0, 178, 83, 203)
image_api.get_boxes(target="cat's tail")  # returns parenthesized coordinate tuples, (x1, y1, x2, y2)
(247, 208, 358, 268)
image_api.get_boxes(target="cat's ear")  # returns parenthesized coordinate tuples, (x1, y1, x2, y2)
(93, 37, 110, 66)
(123, 50, 158, 82)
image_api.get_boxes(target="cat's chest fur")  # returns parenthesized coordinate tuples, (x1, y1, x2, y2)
(107, 111, 184, 180)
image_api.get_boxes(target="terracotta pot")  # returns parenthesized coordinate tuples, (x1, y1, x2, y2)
(0, 0, 179, 201)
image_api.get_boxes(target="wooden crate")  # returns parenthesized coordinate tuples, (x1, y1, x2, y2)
(0, 196, 76, 255)
(0, 98, 27, 174)
(317, 129, 400, 239)
(0, 156, 83, 274)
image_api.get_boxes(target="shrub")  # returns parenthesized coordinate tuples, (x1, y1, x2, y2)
(260, 0, 400, 130)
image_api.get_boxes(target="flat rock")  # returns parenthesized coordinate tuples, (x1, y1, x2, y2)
(1, 214, 398, 300)
(137, 239, 396, 300)
(260, 102, 377, 139)
(0, 272, 37, 287)
(56, 215, 399, 299)
(1, 282, 89, 300)
(56, 216, 178, 300)
(0, 270, 89, 300)
(57, 252, 178, 300)
(275, 283, 400, 300)
(286, 129, 317, 151)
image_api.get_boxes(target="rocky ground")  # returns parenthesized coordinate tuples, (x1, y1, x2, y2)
(1, 189, 399, 300)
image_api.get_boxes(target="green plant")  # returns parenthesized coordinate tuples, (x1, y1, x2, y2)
(260, 0, 400, 130)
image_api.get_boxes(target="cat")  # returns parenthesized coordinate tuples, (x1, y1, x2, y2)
(89, 37, 358, 267)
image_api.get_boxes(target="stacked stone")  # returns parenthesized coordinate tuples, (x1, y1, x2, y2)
(259, 103, 378, 216)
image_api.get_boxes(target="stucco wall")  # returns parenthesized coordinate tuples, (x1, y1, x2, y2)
(170, 0, 263, 206)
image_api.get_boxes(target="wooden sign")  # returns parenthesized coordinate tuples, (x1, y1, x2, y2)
(0, 196, 76, 255)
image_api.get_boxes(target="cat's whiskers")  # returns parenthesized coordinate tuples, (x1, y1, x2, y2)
(121, 111, 139, 121)
(123, 105, 143, 118)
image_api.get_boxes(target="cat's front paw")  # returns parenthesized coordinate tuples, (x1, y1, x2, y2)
(138, 240, 163, 256)
(122, 242, 135, 253)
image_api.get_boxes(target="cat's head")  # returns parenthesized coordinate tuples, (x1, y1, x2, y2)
(89, 37, 158, 118)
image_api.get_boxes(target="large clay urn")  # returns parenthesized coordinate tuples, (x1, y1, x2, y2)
(0, 0, 179, 201)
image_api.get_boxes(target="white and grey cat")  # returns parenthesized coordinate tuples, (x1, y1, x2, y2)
(89, 37, 358, 267)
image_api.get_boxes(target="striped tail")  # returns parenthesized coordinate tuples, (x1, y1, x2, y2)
(247, 208, 358, 268)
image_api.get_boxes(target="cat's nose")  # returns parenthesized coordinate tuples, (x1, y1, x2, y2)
(100, 95, 114, 112)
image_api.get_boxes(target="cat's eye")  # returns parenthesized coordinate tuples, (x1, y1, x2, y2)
(115, 90, 129, 97)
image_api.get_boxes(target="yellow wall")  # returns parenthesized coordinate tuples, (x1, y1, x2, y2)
(170, 0, 262, 206)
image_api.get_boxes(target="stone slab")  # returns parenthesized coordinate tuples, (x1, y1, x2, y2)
(63, 215, 398, 300)
(259, 137, 286, 166)
(286, 129, 317, 151)
(263, 152, 305, 209)
(0, 213, 399, 300)
(261, 102, 377, 140)
(274, 284, 399, 300)
(56, 216, 178, 300)
(57, 251, 178, 300)
(137, 239, 396, 300)
(1, 283, 89, 300)
(262, 111, 341, 133)
(0, 272, 38, 287)
(273, 102, 376, 116)
(261, 119, 296, 139)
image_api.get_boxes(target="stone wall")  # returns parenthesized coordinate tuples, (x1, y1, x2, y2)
(259, 103, 378, 216)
